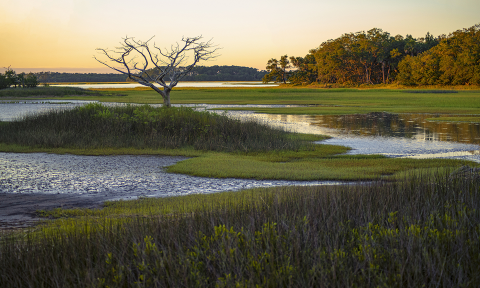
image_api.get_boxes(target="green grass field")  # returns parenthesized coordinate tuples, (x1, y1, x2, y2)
(3, 86, 480, 115)
(51, 87, 480, 115)
(166, 149, 469, 181)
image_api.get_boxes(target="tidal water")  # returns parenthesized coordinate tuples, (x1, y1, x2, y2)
(0, 100, 96, 121)
(0, 153, 339, 198)
(229, 112, 480, 163)
(1, 100, 480, 199)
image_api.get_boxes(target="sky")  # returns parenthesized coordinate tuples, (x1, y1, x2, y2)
(1, 0, 479, 73)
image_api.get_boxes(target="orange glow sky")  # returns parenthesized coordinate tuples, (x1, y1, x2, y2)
(1, 0, 479, 73)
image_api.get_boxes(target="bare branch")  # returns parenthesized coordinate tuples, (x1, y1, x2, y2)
(94, 35, 220, 107)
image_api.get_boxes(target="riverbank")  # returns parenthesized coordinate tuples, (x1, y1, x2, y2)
(0, 193, 105, 231)
(1, 100, 476, 231)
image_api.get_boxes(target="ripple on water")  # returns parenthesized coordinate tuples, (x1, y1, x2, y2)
(0, 153, 342, 200)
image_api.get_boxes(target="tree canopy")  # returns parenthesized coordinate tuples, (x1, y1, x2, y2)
(34, 72, 126, 83)
(0, 67, 38, 89)
(311, 28, 439, 85)
(397, 25, 480, 85)
(262, 56, 291, 84)
(26, 66, 267, 83)
(264, 24, 480, 86)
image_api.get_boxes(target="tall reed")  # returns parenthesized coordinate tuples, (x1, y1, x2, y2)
(1, 170, 479, 287)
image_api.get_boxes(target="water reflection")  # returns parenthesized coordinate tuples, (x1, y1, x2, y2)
(308, 112, 480, 144)
(250, 112, 480, 145)
(321, 136, 480, 163)
(230, 112, 480, 163)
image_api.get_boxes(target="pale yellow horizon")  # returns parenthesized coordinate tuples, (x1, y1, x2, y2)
(1, 0, 479, 74)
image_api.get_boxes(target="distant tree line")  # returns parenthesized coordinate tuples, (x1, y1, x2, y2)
(0, 67, 38, 89)
(183, 65, 267, 81)
(34, 72, 127, 83)
(127, 65, 268, 82)
(28, 66, 267, 84)
(264, 24, 480, 86)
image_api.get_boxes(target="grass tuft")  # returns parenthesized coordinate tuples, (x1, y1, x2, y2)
(0, 103, 312, 153)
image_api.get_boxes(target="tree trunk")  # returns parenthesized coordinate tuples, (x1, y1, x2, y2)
(148, 84, 172, 108)
(382, 61, 385, 84)
(163, 88, 171, 108)
(386, 64, 391, 83)
(364, 63, 369, 84)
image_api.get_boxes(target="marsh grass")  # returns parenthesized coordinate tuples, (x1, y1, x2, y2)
(2, 170, 480, 287)
(0, 143, 208, 157)
(402, 90, 459, 93)
(0, 103, 312, 152)
(166, 152, 467, 180)
(61, 87, 480, 111)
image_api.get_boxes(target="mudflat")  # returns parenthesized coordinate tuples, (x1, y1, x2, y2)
(0, 193, 105, 231)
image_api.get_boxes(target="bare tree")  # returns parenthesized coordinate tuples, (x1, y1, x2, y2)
(94, 36, 219, 107)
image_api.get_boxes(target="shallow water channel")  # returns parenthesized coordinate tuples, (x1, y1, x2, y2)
(233, 111, 480, 163)
(0, 153, 339, 199)
(1, 100, 479, 200)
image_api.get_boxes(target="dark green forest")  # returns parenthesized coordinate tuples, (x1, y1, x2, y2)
(34, 72, 127, 83)
(264, 24, 480, 86)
